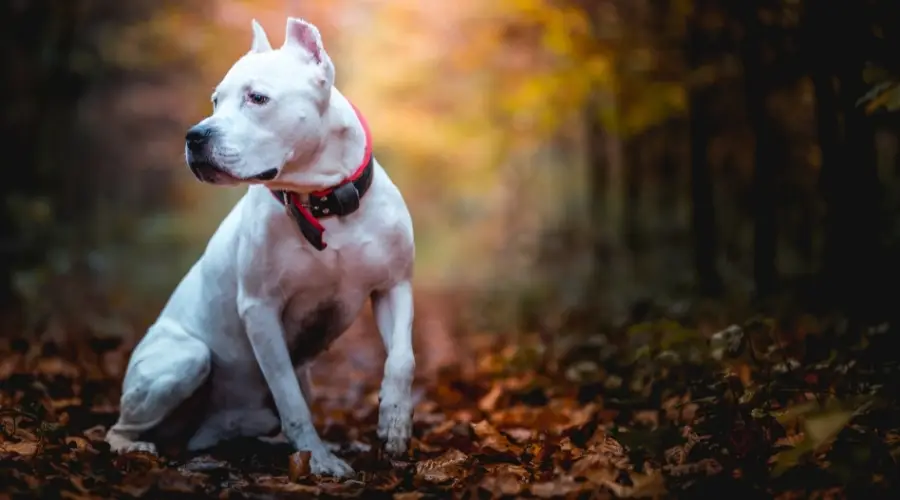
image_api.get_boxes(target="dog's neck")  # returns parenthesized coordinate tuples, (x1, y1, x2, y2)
(262, 88, 366, 195)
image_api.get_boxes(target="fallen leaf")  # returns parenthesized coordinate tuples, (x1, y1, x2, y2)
(480, 463, 530, 496)
(181, 455, 230, 473)
(34, 357, 80, 378)
(0, 440, 38, 456)
(288, 450, 312, 482)
(530, 475, 586, 498)
(368, 470, 403, 491)
(478, 382, 504, 412)
(586, 429, 628, 466)
(804, 410, 854, 449)
(254, 475, 322, 495)
(772, 402, 861, 477)
(559, 436, 585, 461)
(563, 402, 599, 432)
(415, 448, 469, 484)
(82, 424, 107, 442)
(489, 403, 573, 432)
(665, 458, 722, 477)
(602, 469, 667, 498)
(64, 436, 91, 451)
(50, 397, 82, 410)
(394, 492, 424, 500)
(156, 468, 206, 494)
(505, 427, 535, 443)
(571, 452, 618, 484)
(410, 437, 442, 453)
(663, 445, 687, 466)
(772, 400, 820, 427)
(633, 410, 659, 429)
(471, 419, 523, 458)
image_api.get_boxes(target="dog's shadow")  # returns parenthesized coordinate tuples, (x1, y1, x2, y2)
(158, 437, 294, 475)
(167, 434, 388, 477)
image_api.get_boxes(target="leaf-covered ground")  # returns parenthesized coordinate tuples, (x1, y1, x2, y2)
(1, 306, 899, 499)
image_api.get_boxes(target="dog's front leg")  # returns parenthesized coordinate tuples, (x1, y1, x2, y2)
(372, 280, 416, 455)
(241, 303, 354, 477)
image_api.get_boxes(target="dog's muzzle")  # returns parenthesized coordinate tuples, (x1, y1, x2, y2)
(184, 124, 279, 184)
(185, 125, 228, 183)
(188, 161, 279, 184)
(188, 161, 228, 183)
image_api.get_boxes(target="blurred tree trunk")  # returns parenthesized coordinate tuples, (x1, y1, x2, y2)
(0, 0, 196, 313)
(658, 120, 680, 228)
(585, 94, 612, 280)
(809, 0, 886, 319)
(739, 2, 778, 298)
(686, 8, 723, 296)
(40, 3, 85, 228)
(625, 134, 642, 256)
(581, 0, 629, 297)
(0, 214, 14, 308)
(657, 120, 686, 287)
(0, 1, 84, 310)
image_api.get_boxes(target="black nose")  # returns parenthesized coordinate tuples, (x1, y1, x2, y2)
(185, 125, 212, 151)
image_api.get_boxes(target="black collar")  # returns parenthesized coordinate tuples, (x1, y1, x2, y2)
(270, 102, 374, 251)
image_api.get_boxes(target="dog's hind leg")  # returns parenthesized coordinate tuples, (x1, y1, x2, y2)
(106, 319, 211, 454)
(186, 408, 280, 451)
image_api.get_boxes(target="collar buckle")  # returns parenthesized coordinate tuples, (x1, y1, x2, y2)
(279, 190, 309, 209)
(330, 182, 361, 215)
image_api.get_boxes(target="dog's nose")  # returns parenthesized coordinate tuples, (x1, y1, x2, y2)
(185, 125, 212, 150)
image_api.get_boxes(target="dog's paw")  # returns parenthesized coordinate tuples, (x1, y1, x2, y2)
(377, 398, 413, 456)
(309, 448, 354, 477)
(106, 430, 158, 455)
(122, 441, 158, 455)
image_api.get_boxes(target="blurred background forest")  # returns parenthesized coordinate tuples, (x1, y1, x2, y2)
(2, 0, 900, 342)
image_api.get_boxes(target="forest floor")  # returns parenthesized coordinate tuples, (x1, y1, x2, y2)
(1, 295, 899, 499)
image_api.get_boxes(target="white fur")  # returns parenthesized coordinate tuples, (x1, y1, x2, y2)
(106, 18, 416, 477)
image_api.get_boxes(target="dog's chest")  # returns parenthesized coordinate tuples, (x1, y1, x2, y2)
(282, 299, 351, 365)
(273, 239, 389, 366)
(246, 181, 410, 366)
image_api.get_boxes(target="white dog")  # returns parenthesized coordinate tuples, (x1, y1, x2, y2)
(104, 17, 416, 477)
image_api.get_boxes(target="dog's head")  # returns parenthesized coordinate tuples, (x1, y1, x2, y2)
(184, 18, 335, 185)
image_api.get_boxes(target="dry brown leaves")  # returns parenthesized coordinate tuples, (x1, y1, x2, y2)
(0, 331, 694, 499)
(9, 321, 890, 499)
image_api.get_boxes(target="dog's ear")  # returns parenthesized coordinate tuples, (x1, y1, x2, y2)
(250, 19, 272, 53)
(283, 17, 335, 87)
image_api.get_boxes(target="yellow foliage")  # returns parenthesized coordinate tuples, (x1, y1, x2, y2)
(470, 0, 687, 141)
(858, 81, 900, 114)
(621, 81, 687, 136)
(102, 6, 196, 71)
(164, 0, 691, 284)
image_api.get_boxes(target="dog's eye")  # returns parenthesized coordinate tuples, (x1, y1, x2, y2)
(248, 92, 270, 105)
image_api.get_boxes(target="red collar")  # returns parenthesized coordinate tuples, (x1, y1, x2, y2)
(270, 101, 375, 251)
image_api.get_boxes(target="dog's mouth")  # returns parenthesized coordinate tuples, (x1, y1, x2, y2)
(253, 168, 279, 181)
(189, 162, 241, 185)
(189, 162, 278, 185)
